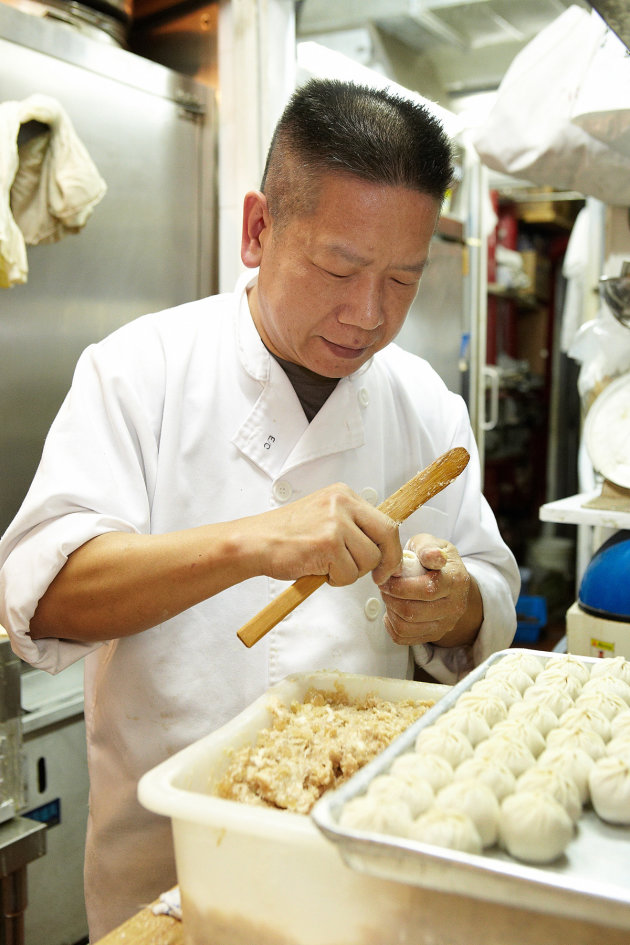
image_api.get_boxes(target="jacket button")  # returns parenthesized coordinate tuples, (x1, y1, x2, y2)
(358, 387, 369, 407)
(361, 487, 379, 505)
(273, 480, 293, 502)
(364, 597, 382, 620)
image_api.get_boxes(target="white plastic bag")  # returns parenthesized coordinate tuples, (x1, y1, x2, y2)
(568, 308, 630, 406)
(469, 6, 630, 207)
(571, 28, 630, 159)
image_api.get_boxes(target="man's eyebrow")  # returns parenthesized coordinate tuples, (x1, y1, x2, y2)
(324, 243, 428, 274)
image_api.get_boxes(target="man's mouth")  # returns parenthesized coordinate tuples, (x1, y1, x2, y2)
(323, 339, 371, 359)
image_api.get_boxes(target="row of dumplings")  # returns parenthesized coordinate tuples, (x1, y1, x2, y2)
(339, 652, 630, 864)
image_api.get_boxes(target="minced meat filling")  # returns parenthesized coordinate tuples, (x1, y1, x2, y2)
(215, 686, 434, 815)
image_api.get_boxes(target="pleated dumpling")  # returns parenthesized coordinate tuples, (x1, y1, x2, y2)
(589, 755, 630, 825)
(366, 773, 434, 819)
(454, 757, 516, 802)
(536, 745, 594, 805)
(474, 733, 536, 777)
(454, 692, 508, 727)
(432, 708, 491, 747)
(508, 698, 558, 737)
(514, 766, 582, 822)
(491, 718, 546, 758)
(339, 793, 413, 836)
(589, 656, 630, 687)
(499, 790, 574, 863)
(408, 807, 482, 854)
(390, 751, 453, 794)
(415, 726, 473, 768)
(436, 778, 500, 847)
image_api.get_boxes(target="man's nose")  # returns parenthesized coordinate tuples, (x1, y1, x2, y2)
(338, 276, 384, 329)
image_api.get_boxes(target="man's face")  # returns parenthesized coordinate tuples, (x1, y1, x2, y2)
(245, 173, 441, 378)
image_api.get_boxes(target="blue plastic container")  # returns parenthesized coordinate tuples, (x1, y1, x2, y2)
(514, 594, 547, 643)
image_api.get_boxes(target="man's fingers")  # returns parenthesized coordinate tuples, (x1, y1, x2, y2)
(418, 546, 448, 571)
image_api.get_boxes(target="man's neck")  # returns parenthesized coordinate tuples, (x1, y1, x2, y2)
(265, 346, 339, 422)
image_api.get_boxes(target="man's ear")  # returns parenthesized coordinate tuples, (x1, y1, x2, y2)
(241, 190, 270, 268)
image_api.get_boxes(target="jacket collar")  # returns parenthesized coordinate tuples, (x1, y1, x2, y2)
(231, 269, 368, 476)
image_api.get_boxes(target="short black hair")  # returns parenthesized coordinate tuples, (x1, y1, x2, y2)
(261, 78, 453, 226)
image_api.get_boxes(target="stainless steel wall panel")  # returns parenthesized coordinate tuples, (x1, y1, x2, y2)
(0, 3, 217, 532)
(395, 234, 466, 397)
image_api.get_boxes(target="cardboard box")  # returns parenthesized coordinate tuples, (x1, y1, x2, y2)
(517, 306, 549, 376)
(520, 250, 551, 301)
(567, 601, 630, 660)
(515, 188, 582, 231)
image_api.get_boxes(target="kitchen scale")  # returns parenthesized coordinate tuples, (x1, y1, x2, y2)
(567, 263, 630, 657)
(582, 263, 630, 513)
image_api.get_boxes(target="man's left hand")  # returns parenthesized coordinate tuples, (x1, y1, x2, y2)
(377, 533, 481, 647)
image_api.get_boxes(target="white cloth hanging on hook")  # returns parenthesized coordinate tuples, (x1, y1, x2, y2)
(0, 93, 106, 288)
(467, 5, 630, 207)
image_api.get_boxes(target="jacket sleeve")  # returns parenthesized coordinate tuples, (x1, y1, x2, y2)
(409, 392, 520, 684)
(0, 320, 163, 674)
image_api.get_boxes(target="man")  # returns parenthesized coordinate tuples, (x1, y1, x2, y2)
(0, 79, 519, 938)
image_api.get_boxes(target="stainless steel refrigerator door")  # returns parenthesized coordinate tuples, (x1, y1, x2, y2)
(0, 4, 216, 533)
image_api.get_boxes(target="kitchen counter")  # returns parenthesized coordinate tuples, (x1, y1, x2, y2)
(94, 895, 182, 945)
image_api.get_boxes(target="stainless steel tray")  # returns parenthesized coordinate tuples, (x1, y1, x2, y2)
(311, 649, 630, 931)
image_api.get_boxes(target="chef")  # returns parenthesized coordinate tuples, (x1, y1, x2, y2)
(0, 78, 519, 939)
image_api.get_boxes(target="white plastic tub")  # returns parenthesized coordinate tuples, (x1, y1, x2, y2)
(138, 670, 448, 945)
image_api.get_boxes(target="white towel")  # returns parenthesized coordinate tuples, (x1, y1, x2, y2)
(152, 886, 183, 920)
(0, 93, 106, 288)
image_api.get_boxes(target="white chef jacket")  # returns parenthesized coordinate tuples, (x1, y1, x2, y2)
(0, 270, 519, 939)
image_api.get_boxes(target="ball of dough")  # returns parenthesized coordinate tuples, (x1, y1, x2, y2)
(432, 708, 491, 747)
(522, 683, 574, 718)
(455, 692, 508, 727)
(499, 791, 574, 863)
(536, 667, 583, 700)
(415, 726, 473, 768)
(474, 733, 536, 777)
(436, 778, 500, 847)
(339, 794, 413, 836)
(469, 677, 522, 708)
(537, 746, 594, 805)
(408, 807, 482, 854)
(580, 675, 630, 705)
(557, 705, 611, 743)
(515, 767, 582, 822)
(492, 719, 546, 758)
(606, 735, 630, 762)
(543, 654, 590, 685)
(484, 662, 534, 694)
(590, 656, 630, 687)
(454, 757, 516, 802)
(575, 690, 628, 721)
(392, 751, 453, 794)
(589, 755, 630, 825)
(489, 651, 545, 680)
(367, 773, 434, 818)
(611, 709, 630, 740)
(508, 699, 558, 737)
(546, 725, 606, 761)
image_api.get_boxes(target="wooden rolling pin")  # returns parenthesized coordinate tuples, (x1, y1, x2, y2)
(237, 446, 470, 648)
